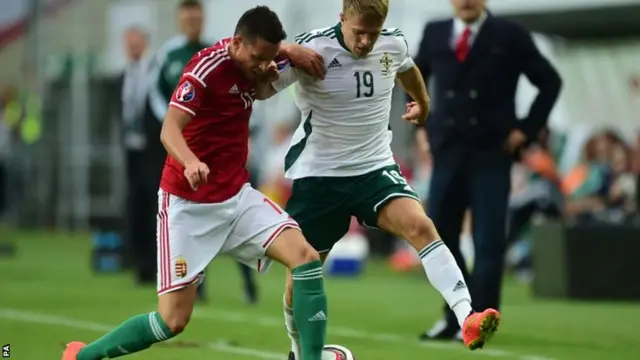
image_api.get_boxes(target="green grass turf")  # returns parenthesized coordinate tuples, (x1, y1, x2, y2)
(1, 228, 640, 360)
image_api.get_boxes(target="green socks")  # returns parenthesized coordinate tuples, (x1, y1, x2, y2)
(291, 260, 328, 360)
(77, 312, 174, 359)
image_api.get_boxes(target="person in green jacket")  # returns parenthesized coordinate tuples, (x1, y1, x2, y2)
(149, 0, 210, 121)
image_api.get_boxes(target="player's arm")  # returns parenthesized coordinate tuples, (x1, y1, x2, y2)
(278, 43, 325, 80)
(393, 30, 430, 125)
(254, 82, 278, 100)
(160, 70, 206, 167)
(397, 65, 430, 117)
(254, 60, 300, 100)
(160, 107, 198, 166)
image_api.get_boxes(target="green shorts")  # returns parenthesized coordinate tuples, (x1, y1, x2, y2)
(285, 164, 420, 252)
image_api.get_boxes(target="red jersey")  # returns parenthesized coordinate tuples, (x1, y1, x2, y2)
(160, 38, 256, 203)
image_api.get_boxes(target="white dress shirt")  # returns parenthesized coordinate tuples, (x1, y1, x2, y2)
(122, 55, 151, 150)
(451, 11, 488, 48)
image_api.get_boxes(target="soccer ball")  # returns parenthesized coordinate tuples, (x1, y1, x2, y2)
(322, 344, 356, 360)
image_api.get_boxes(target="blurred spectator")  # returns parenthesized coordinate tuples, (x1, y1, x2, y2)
(0, 87, 9, 217)
(561, 131, 618, 221)
(632, 133, 640, 174)
(607, 143, 636, 216)
(634, 134, 640, 212)
(148, 0, 209, 121)
(121, 26, 151, 151)
(507, 129, 563, 245)
(119, 26, 157, 285)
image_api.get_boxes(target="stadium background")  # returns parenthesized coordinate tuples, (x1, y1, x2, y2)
(1, 0, 639, 359)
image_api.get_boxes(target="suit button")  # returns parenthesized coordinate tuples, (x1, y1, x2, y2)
(469, 117, 477, 125)
(446, 118, 455, 126)
(469, 90, 478, 99)
(446, 90, 454, 98)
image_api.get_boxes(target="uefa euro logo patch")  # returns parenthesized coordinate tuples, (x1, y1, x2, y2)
(177, 81, 195, 102)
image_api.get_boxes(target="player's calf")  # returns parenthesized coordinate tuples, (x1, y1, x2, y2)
(65, 283, 198, 360)
(282, 251, 330, 359)
(267, 228, 327, 360)
(378, 197, 475, 329)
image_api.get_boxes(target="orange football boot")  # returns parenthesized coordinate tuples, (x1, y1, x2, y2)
(462, 308, 500, 350)
(61, 341, 86, 360)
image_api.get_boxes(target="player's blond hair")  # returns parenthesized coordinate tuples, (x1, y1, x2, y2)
(343, 0, 389, 24)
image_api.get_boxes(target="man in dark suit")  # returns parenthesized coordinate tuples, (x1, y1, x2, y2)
(414, 0, 562, 341)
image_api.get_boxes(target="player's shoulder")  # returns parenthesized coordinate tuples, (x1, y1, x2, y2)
(377, 27, 409, 52)
(294, 26, 338, 47)
(183, 39, 233, 87)
(379, 27, 408, 44)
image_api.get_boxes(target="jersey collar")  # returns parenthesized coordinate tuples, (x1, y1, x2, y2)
(333, 22, 351, 53)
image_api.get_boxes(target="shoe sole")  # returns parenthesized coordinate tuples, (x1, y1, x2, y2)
(468, 312, 500, 350)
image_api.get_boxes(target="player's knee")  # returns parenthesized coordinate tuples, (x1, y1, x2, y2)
(298, 243, 321, 266)
(288, 241, 321, 269)
(269, 228, 321, 269)
(403, 215, 436, 247)
(157, 289, 196, 335)
(159, 309, 191, 335)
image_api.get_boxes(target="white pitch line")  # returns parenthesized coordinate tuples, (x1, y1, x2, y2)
(193, 308, 557, 360)
(0, 309, 282, 359)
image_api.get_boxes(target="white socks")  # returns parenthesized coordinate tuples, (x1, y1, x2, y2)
(283, 296, 301, 358)
(419, 240, 473, 327)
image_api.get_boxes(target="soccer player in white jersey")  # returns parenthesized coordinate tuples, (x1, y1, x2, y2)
(255, 0, 501, 357)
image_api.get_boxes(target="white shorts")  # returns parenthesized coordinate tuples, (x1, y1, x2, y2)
(156, 183, 299, 295)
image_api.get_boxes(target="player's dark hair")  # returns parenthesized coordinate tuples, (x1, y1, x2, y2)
(234, 6, 287, 44)
(178, 0, 202, 10)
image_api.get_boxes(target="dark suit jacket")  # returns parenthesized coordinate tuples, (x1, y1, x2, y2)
(414, 14, 562, 155)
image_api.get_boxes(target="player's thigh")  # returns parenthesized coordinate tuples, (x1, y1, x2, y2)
(285, 177, 352, 254)
(224, 186, 314, 271)
(351, 164, 423, 231)
(156, 190, 231, 296)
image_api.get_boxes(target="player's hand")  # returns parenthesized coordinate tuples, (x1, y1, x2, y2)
(286, 45, 326, 80)
(259, 61, 279, 83)
(402, 101, 429, 125)
(183, 160, 210, 191)
(504, 129, 527, 153)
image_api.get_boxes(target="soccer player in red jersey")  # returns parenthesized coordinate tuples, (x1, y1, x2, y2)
(62, 6, 328, 360)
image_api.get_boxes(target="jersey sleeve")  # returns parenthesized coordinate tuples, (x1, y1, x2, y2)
(169, 75, 204, 116)
(168, 51, 226, 116)
(272, 29, 329, 92)
(384, 28, 414, 73)
(272, 59, 300, 92)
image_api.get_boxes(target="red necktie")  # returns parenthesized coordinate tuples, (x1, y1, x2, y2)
(455, 27, 472, 62)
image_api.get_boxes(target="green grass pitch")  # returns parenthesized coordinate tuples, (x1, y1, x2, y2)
(1, 228, 639, 359)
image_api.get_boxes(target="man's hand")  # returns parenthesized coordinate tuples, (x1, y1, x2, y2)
(402, 101, 429, 125)
(257, 61, 279, 83)
(183, 160, 210, 191)
(282, 44, 325, 80)
(504, 129, 527, 153)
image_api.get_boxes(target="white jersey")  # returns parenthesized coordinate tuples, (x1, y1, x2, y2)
(272, 24, 414, 179)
